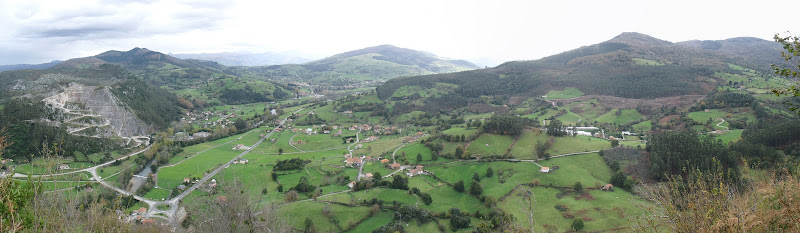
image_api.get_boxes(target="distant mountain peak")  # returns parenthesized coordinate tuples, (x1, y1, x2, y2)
(609, 32, 672, 46)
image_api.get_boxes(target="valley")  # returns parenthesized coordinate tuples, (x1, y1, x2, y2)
(2, 32, 800, 232)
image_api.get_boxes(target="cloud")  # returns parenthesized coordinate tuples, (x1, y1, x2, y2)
(9, 0, 231, 40)
(0, 0, 797, 66)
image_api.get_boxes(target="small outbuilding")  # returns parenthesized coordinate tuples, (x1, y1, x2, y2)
(540, 167, 550, 173)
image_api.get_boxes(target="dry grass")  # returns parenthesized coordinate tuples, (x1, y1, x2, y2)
(635, 166, 800, 232)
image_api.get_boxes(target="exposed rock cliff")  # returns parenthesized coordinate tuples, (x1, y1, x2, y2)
(44, 83, 152, 138)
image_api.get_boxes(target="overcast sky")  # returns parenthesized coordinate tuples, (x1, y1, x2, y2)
(0, 0, 797, 66)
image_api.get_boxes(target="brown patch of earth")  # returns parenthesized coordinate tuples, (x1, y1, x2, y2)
(659, 115, 679, 125)
(557, 95, 705, 110)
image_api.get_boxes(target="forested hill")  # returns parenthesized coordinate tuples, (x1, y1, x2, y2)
(0, 64, 183, 160)
(375, 32, 785, 115)
(51, 48, 295, 106)
(245, 44, 479, 87)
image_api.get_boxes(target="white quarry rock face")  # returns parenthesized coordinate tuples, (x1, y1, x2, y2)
(43, 83, 152, 138)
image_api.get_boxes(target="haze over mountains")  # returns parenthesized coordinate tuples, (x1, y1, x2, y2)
(0, 60, 62, 72)
(172, 51, 317, 66)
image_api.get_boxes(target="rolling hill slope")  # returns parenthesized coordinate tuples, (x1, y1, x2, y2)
(0, 64, 183, 160)
(373, 33, 786, 116)
(52, 48, 294, 106)
(246, 44, 479, 88)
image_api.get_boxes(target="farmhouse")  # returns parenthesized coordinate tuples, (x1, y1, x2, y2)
(390, 163, 401, 170)
(345, 156, 362, 167)
(362, 135, 379, 142)
(132, 207, 147, 215)
(364, 173, 374, 180)
(234, 158, 249, 164)
(380, 159, 390, 164)
(406, 165, 428, 177)
(601, 184, 614, 191)
(183, 177, 191, 184)
(540, 167, 550, 173)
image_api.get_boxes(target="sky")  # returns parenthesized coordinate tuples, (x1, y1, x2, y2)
(0, 0, 798, 66)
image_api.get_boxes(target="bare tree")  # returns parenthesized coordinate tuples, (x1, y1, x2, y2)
(185, 180, 289, 232)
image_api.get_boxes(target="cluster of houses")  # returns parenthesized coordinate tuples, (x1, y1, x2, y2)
(345, 124, 400, 135)
(174, 131, 211, 141)
(403, 132, 426, 143)
(180, 108, 245, 129)
(361, 135, 379, 143)
(343, 154, 384, 167)
(179, 177, 218, 192)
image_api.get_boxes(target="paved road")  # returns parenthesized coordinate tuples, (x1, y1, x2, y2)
(289, 133, 305, 152)
(143, 108, 304, 223)
(8, 142, 152, 179)
(716, 118, 729, 130)
(508, 150, 601, 162)
(347, 129, 361, 181)
(390, 142, 408, 164)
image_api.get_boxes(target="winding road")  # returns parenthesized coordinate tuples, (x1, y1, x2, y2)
(7, 108, 304, 225)
(716, 118, 729, 130)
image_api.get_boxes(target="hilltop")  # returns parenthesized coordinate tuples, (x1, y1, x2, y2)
(52, 48, 295, 106)
(0, 64, 183, 161)
(246, 44, 479, 88)
(374, 32, 785, 117)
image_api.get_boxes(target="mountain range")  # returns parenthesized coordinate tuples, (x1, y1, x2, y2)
(375, 32, 786, 116)
(245, 44, 480, 88)
(172, 51, 316, 66)
(0, 60, 62, 72)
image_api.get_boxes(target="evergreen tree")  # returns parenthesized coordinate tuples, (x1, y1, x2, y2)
(454, 180, 465, 192)
(571, 218, 584, 231)
(546, 120, 566, 137)
(470, 181, 483, 196)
